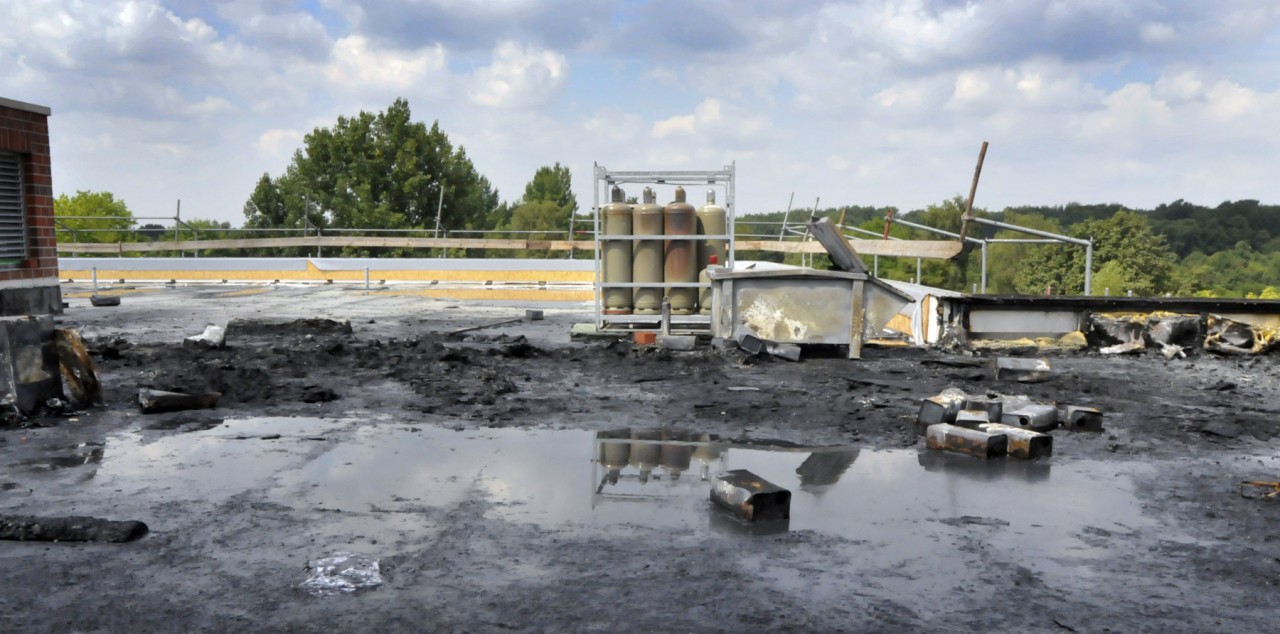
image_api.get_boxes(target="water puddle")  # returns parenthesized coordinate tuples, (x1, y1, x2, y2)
(78, 417, 1198, 587)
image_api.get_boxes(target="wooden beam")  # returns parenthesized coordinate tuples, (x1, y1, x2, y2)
(58, 235, 960, 259)
(736, 239, 962, 259)
(58, 237, 597, 254)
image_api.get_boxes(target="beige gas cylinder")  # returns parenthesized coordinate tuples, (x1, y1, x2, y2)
(691, 432, 723, 481)
(629, 430, 662, 484)
(698, 254, 719, 315)
(602, 186, 632, 314)
(597, 429, 631, 486)
(660, 430, 693, 481)
(632, 187, 664, 314)
(696, 189, 728, 289)
(663, 187, 697, 314)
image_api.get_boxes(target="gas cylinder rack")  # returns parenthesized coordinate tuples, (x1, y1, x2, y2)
(591, 162, 736, 333)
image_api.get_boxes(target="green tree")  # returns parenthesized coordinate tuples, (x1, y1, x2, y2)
(1015, 210, 1176, 295)
(984, 211, 1064, 294)
(54, 190, 136, 243)
(245, 98, 499, 256)
(503, 163, 579, 258)
(522, 163, 577, 216)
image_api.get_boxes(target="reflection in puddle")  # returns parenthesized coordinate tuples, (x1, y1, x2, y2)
(83, 418, 1183, 578)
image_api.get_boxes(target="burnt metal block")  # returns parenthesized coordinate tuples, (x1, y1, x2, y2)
(964, 396, 1003, 422)
(993, 357, 1051, 383)
(954, 409, 991, 429)
(1001, 404, 1059, 432)
(711, 469, 791, 522)
(979, 423, 1053, 459)
(925, 423, 1008, 459)
(657, 335, 697, 351)
(1061, 405, 1104, 432)
(137, 389, 221, 415)
(736, 332, 765, 355)
(0, 315, 65, 420)
(917, 396, 962, 434)
(765, 342, 801, 362)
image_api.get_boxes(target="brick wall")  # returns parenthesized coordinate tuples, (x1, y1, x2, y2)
(0, 103, 57, 283)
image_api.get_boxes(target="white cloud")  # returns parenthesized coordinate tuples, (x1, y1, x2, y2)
(327, 36, 448, 91)
(651, 114, 695, 139)
(1206, 81, 1260, 120)
(469, 41, 568, 108)
(1, 0, 1279, 226)
(254, 128, 305, 156)
(1140, 22, 1177, 45)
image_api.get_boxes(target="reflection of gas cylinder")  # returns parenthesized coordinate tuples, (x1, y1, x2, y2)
(629, 430, 662, 484)
(691, 432, 723, 481)
(698, 254, 719, 316)
(663, 187, 697, 315)
(660, 430, 693, 481)
(602, 186, 633, 314)
(632, 188, 664, 314)
(596, 429, 631, 486)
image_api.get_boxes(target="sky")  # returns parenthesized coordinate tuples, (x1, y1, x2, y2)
(2, 0, 1279, 226)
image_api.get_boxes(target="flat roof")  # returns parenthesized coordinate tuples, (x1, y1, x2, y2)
(0, 97, 51, 116)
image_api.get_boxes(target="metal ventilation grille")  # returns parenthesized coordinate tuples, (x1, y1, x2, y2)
(0, 152, 27, 261)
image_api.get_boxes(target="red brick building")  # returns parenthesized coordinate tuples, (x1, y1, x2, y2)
(0, 97, 60, 315)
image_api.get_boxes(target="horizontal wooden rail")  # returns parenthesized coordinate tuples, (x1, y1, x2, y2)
(59, 235, 962, 259)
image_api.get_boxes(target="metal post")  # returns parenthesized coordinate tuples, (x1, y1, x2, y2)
(777, 193, 794, 242)
(175, 199, 181, 257)
(873, 255, 878, 277)
(916, 258, 922, 286)
(433, 183, 445, 257)
(1084, 239, 1093, 296)
(92, 266, 97, 291)
(364, 267, 370, 290)
(981, 240, 988, 293)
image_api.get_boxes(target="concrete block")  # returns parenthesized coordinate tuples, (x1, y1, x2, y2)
(524, 309, 544, 321)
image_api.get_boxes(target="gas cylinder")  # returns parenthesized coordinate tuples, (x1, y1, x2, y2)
(691, 432, 723, 481)
(698, 254, 719, 315)
(663, 187, 697, 314)
(660, 430, 693, 481)
(696, 189, 727, 286)
(596, 429, 631, 486)
(632, 187, 664, 314)
(629, 430, 662, 484)
(601, 186, 632, 314)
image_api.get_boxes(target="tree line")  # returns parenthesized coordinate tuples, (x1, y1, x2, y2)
(54, 99, 1279, 298)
